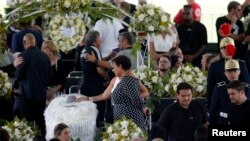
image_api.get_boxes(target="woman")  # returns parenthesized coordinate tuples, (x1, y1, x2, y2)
(169, 47, 184, 62)
(41, 40, 66, 103)
(148, 31, 177, 67)
(78, 55, 147, 129)
(53, 123, 71, 141)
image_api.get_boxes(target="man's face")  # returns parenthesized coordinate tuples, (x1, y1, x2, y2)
(158, 57, 170, 71)
(118, 36, 126, 49)
(224, 69, 240, 82)
(177, 89, 192, 109)
(227, 88, 242, 104)
(22, 37, 28, 49)
(95, 36, 102, 48)
(220, 47, 231, 59)
(182, 8, 193, 22)
(234, 6, 242, 18)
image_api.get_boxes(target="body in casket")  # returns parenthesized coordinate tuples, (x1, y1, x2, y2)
(44, 94, 98, 141)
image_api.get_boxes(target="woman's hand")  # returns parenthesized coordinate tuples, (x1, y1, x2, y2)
(142, 107, 150, 116)
(76, 97, 89, 102)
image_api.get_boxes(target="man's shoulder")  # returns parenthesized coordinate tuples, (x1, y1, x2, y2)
(216, 16, 228, 24)
(216, 81, 226, 88)
(242, 82, 250, 88)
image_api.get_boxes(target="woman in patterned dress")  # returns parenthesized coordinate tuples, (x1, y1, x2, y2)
(77, 55, 147, 129)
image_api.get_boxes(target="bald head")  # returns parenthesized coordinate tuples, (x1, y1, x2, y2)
(23, 33, 36, 49)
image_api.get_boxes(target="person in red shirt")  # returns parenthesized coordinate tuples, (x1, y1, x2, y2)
(174, 0, 201, 25)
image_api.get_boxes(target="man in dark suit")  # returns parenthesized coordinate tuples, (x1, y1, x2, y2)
(209, 59, 250, 125)
(15, 33, 50, 136)
(80, 30, 107, 127)
(206, 37, 250, 110)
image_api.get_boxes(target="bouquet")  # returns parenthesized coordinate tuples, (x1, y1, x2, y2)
(130, 4, 171, 34)
(132, 65, 166, 98)
(0, 70, 12, 99)
(2, 117, 40, 141)
(102, 116, 147, 141)
(165, 64, 207, 97)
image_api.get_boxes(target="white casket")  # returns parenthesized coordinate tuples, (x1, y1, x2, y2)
(44, 94, 98, 141)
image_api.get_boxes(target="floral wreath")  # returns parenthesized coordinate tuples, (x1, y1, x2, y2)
(165, 64, 207, 97)
(0, 70, 12, 99)
(102, 116, 147, 141)
(46, 14, 86, 53)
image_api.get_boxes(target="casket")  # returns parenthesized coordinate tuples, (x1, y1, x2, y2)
(44, 94, 98, 141)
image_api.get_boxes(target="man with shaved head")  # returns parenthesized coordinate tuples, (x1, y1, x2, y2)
(15, 33, 50, 137)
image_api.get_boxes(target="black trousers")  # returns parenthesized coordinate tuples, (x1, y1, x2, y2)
(18, 96, 46, 136)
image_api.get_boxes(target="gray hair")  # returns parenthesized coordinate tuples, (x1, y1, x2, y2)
(119, 32, 134, 45)
(85, 30, 100, 47)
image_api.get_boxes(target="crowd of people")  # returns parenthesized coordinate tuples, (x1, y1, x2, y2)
(1, 0, 250, 141)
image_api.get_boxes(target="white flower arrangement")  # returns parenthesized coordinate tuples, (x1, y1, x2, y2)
(244, 15, 250, 31)
(130, 4, 171, 34)
(102, 116, 147, 141)
(165, 64, 207, 97)
(133, 65, 166, 98)
(46, 14, 86, 53)
(2, 117, 40, 141)
(0, 70, 12, 98)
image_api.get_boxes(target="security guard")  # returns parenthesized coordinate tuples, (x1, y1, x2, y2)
(206, 37, 250, 110)
(209, 59, 250, 125)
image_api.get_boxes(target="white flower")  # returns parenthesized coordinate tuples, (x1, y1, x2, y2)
(148, 25, 154, 31)
(184, 66, 191, 72)
(107, 126, 113, 133)
(194, 67, 200, 72)
(165, 85, 169, 92)
(138, 14, 145, 21)
(171, 74, 177, 81)
(64, 0, 71, 8)
(196, 78, 203, 84)
(161, 15, 168, 22)
(184, 74, 192, 82)
(139, 73, 146, 80)
(176, 77, 183, 84)
(196, 85, 204, 92)
(110, 133, 118, 140)
(151, 76, 158, 83)
(147, 9, 154, 16)
(121, 120, 129, 129)
(121, 129, 129, 136)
